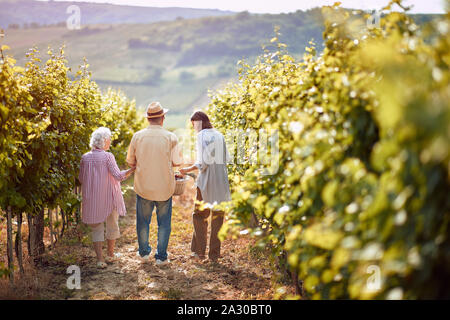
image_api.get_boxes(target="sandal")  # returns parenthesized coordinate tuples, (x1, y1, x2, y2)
(97, 261, 107, 269)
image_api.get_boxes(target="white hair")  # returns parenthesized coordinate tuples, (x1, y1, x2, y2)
(89, 127, 112, 150)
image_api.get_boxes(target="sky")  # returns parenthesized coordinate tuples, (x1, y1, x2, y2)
(39, 0, 447, 14)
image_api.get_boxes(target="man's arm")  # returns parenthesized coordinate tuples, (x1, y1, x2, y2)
(126, 134, 137, 167)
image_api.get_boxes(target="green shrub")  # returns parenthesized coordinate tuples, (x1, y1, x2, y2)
(207, 2, 450, 299)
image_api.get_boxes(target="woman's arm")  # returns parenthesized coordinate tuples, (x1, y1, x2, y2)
(180, 132, 204, 175)
(106, 153, 134, 182)
(179, 165, 197, 175)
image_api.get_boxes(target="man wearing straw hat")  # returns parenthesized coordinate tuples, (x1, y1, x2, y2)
(126, 102, 183, 265)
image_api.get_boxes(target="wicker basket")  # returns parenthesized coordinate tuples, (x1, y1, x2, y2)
(173, 177, 187, 196)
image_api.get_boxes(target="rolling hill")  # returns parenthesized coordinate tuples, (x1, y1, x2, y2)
(0, 0, 234, 28)
(2, 9, 329, 127)
(0, 1, 442, 128)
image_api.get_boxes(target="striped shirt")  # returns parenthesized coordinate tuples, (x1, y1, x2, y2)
(78, 149, 127, 224)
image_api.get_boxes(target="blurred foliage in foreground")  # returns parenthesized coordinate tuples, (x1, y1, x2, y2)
(0, 45, 144, 216)
(208, 1, 450, 299)
(0, 44, 144, 277)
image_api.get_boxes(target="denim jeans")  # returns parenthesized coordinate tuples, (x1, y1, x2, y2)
(136, 194, 172, 261)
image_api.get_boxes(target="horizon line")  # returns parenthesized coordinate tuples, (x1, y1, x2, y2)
(33, 0, 447, 15)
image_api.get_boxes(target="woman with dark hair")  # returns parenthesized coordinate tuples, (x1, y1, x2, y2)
(180, 111, 231, 262)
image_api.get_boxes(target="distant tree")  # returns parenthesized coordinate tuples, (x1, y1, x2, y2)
(8, 24, 20, 30)
(128, 38, 150, 49)
(236, 11, 251, 20)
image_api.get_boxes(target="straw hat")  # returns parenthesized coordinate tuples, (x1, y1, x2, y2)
(146, 102, 169, 119)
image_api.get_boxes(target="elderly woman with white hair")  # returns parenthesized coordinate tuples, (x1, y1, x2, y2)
(78, 127, 135, 268)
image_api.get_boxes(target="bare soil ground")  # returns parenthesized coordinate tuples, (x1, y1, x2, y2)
(0, 176, 296, 300)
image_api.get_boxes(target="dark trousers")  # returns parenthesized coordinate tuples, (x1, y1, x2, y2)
(191, 188, 224, 260)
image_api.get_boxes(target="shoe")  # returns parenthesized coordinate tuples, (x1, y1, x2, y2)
(156, 250, 170, 258)
(136, 251, 150, 261)
(191, 252, 205, 260)
(96, 261, 107, 269)
(155, 258, 170, 266)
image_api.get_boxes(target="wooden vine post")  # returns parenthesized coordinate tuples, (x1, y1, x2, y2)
(15, 212, 24, 274)
(49, 208, 54, 249)
(6, 206, 14, 284)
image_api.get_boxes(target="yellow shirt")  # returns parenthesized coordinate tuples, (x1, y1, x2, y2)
(126, 125, 183, 201)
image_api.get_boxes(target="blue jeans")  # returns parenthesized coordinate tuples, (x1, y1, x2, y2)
(136, 194, 172, 261)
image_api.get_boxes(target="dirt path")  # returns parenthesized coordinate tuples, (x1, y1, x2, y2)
(1, 176, 293, 300)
